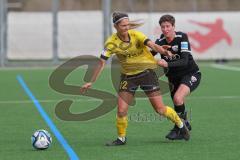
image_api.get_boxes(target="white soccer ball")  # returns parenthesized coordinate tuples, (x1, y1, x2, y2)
(31, 129, 52, 150)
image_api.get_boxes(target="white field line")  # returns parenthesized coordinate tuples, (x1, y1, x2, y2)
(0, 95, 240, 104)
(0, 63, 230, 71)
(211, 64, 240, 71)
(0, 63, 239, 71)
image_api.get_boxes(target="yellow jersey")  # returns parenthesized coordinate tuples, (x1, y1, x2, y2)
(101, 30, 157, 75)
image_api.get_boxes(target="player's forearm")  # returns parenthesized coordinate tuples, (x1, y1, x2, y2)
(147, 41, 168, 55)
(153, 44, 169, 55)
(89, 59, 105, 83)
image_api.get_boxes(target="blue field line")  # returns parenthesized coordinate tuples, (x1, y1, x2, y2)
(17, 75, 79, 160)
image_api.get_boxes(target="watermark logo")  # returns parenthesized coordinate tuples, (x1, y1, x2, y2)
(49, 55, 117, 121)
(49, 55, 171, 121)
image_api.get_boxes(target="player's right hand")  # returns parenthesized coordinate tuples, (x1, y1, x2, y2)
(166, 50, 173, 57)
(80, 82, 92, 93)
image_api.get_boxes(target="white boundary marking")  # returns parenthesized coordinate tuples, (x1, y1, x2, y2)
(1, 95, 240, 104)
(211, 64, 240, 71)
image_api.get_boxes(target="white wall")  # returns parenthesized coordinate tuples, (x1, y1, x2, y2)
(7, 11, 103, 60)
(8, 12, 53, 60)
(58, 11, 103, 59)
(7, 11, 240, 60)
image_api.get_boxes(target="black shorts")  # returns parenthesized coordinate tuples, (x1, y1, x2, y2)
(119, 69, 160, 94)
(168, 71, 201, 97)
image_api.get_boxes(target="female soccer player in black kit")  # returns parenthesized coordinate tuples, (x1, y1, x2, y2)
(153, 15, 201, 140)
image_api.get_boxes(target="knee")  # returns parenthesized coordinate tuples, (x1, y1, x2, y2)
(173, 95, 184, 105)
(117, 111, 127, 117)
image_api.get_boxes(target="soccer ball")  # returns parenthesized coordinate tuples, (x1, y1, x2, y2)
(31, 129, 52, 150)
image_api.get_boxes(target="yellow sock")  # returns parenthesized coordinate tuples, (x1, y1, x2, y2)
(116, 116, 128, 137)
(163, 106, 183, 128)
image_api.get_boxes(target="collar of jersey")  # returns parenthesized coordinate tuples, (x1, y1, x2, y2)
(117, 33, 131, 43)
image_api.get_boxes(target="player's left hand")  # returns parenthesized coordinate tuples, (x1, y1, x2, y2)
(157, 59, 168, 68)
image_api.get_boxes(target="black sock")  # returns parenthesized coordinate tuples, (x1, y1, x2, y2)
(174, 104, 185, 115)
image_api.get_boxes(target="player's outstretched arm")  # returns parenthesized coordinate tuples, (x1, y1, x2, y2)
(146, 40, 172, 57)
(80, 59, 106, 93)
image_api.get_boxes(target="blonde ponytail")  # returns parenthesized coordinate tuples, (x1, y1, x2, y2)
(129, 19, 145, 29)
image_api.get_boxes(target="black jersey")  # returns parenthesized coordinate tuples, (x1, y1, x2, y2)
(155, 31, 199, 78)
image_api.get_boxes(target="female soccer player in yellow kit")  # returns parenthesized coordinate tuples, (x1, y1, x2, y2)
(81, 12, 190, 146)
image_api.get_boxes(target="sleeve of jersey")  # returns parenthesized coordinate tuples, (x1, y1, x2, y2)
(100, 49, 111, 60)
(100, 39, 113, 60)
(180, 33, 191, 53)
(135, 30, 150, 45)
(168, 33, 190, 68)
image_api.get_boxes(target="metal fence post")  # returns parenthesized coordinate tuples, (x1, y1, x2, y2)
(0, 0, 7, 67)
(102, 0, 112, 43)
(52, 0, 59, 64)
(0, 0, 2, 67)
